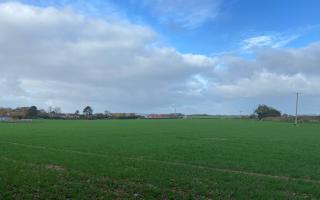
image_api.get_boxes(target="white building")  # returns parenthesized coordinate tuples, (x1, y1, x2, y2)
(0, 116, 11, 121)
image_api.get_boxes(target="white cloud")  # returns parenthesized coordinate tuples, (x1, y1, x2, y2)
(0, 2, 215, 113)
(206, 43, 320, 103)
(242, 34, 298, 50)
(141, 0, 223, 29)
(212, 73, 320, 99)
(255, 43, 320, 74)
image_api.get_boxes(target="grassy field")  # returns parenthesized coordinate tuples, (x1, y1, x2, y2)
(1, 119, 320, 199)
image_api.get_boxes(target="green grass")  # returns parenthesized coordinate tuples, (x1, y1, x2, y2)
(1, 119, 320, 199)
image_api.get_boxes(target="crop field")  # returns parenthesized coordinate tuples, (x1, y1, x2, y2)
(1, 119, 320, 199)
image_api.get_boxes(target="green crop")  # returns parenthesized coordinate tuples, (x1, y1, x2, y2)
(1, 119, 320, 199)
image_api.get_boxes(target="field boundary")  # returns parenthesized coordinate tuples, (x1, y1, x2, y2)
(1, 141, 320, 185)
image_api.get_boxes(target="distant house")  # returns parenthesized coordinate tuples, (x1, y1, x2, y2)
(0, 116, 11, 121)
(111, 113, 138, 119)
(146, 114, 171, 119)
(147, 114, 166, 119)
(146, 113, 184, 119)
(0, 108, 12, 116)
(64, 113, 80, 119)
(11, 107, 29, 119)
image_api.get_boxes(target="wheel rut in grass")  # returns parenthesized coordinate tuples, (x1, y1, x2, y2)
(1, 141, 320, 185)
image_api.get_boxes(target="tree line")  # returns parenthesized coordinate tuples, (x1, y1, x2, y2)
(0, 104, 286, 121)
(0, 106, 141, 120)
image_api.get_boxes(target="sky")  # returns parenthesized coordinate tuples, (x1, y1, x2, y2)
(0, 0, 320, 114)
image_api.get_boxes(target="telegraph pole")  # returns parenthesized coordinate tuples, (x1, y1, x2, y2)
(295, 92, 299, 125)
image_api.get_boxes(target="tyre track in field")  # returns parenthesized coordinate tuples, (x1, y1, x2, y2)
(1, 141, 320, 185)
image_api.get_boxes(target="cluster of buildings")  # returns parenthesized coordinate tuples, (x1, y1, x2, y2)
(0, 107, 30, 120)
(145, 113, 183, 119)
(0, 107, 184, 121)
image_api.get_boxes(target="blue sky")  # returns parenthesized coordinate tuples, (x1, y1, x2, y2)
(15, 0, 320, 54)
(0, 0, 320, 114)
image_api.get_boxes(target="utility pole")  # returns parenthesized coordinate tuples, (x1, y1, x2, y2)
(295, 92, 299, 125)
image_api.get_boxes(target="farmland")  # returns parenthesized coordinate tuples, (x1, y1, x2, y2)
(1, 119, 320, 199)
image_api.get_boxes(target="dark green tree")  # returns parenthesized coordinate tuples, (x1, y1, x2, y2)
(83, 106, 93, 118)
(27, 106, 38, 118)
(254, 104, 281, 120)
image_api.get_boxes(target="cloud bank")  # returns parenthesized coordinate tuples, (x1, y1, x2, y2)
(0, 2, 320, 114)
